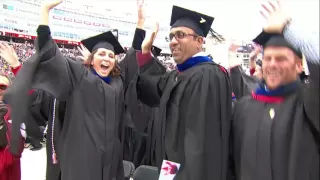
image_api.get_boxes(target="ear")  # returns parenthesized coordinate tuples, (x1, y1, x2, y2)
(90, 58, 95, 66)
(295, 60, 303, 74)
(197, 37, 204, 48)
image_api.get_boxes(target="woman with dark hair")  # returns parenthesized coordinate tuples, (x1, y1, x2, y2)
(3, 0, 131, 179)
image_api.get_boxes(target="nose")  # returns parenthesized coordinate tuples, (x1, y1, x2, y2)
(102, 56, 111, 61)
(269, 58, 277, 67)
(169, 37, 179, 49)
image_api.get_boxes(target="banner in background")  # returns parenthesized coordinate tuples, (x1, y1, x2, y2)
(0, 0, 171, 53)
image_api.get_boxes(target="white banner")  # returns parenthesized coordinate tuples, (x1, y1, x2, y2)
(0, 0, 171, 53)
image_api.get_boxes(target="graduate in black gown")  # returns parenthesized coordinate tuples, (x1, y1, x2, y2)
(119, 0, 162, 167)
(230, 2, 319, 180)
(135, 6, 232, 180)
(4, 1, 125, 179)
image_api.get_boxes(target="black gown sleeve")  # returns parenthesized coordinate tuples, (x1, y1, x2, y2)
(32, 25, 85, 100)
(119, 28, 146, 90)
(181, 65, 232, 180)
(303, 59, 320, 135)
(136, 53, 170, 107)
(132, 28, 146, 51)
(30, 89, 52, 127)
(230, 66, 259, 99)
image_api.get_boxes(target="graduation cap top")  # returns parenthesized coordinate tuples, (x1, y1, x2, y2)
(170, 6, 214, 37)
(253, 31, 303, 59)
(152, 46, 162, 57)
(81, 31, 125, 55)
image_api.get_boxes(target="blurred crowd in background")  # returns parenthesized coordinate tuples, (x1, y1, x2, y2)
(0, 37, 177, 82)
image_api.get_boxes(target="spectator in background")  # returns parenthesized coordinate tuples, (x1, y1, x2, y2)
(0, 60, 24, 180)
(249, 45, 263, 80)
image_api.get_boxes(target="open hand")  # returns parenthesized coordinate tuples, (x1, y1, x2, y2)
(0, 42, 20, 68)
(41, 0, 63, 12)
(137, 0, 146, 21)
(141, 22, 159, 54)
(249, 45, 262, 61)
(77, 44, 91, 61)
(228, 41, 240, 53)
(260, 0, 291, 34)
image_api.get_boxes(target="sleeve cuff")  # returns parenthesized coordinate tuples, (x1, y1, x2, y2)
(250, 68, 255, 76)
(136, 51, 152, 67)
(132, 28, 146, 50)
(28, 89, 35, 95)
(37, 25, 51, 34)
(11, 64, 22, 76)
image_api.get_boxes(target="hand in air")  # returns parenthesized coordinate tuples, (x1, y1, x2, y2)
(77, 44, 91, 61)
(227, 40, 242, 67)
(141, 22, 159, 54)
(228, 40, 240, 53)
(0, 42, 20, 68)
(260, 0, 291, 34)
(41, 0, 63, 12)
(249, 45, 262, 61)
(137, 0, 146, 21)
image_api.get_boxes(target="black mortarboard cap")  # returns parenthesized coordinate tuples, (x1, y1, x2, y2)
(170, 6, 214, 37)
(253, 31, 303, 59)
(81, 31, 125, 55)
(152, 46, 162, 57)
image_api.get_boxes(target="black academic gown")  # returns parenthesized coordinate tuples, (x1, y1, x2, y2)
(119, 28, 157, 167)
(231, 61, 319, 180)
(230, 66, 259, 100)
(30, 90, 65, 180)
(18, 25, 125, 180)
(136, 55, 232, 180)
(45, 99, 65, 180)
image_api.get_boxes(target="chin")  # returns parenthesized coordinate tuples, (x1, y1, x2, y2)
(97, 71, 111, 77)
(266, 81, 281, 90)
(173, 57, 184, 64)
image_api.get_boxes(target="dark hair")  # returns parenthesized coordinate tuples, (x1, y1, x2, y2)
(83, 50, 121, 77)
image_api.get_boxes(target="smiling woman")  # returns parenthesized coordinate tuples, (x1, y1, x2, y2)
(84, 49, 121, 77)
(81, 31, 123, 78)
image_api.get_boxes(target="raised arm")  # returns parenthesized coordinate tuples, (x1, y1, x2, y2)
(3, 0, 83, 155)
(283, 21, 319, 65)
(119, 0, 147, 89)
(283, 21, 320, 89)
(135, 22, 169, 107)
(32, 0, 84, 100)
(228, 43, 259, 99)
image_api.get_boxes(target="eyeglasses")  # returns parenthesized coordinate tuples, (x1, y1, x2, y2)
(169, 31, 199, 41)
(0, 84, 8, 90)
